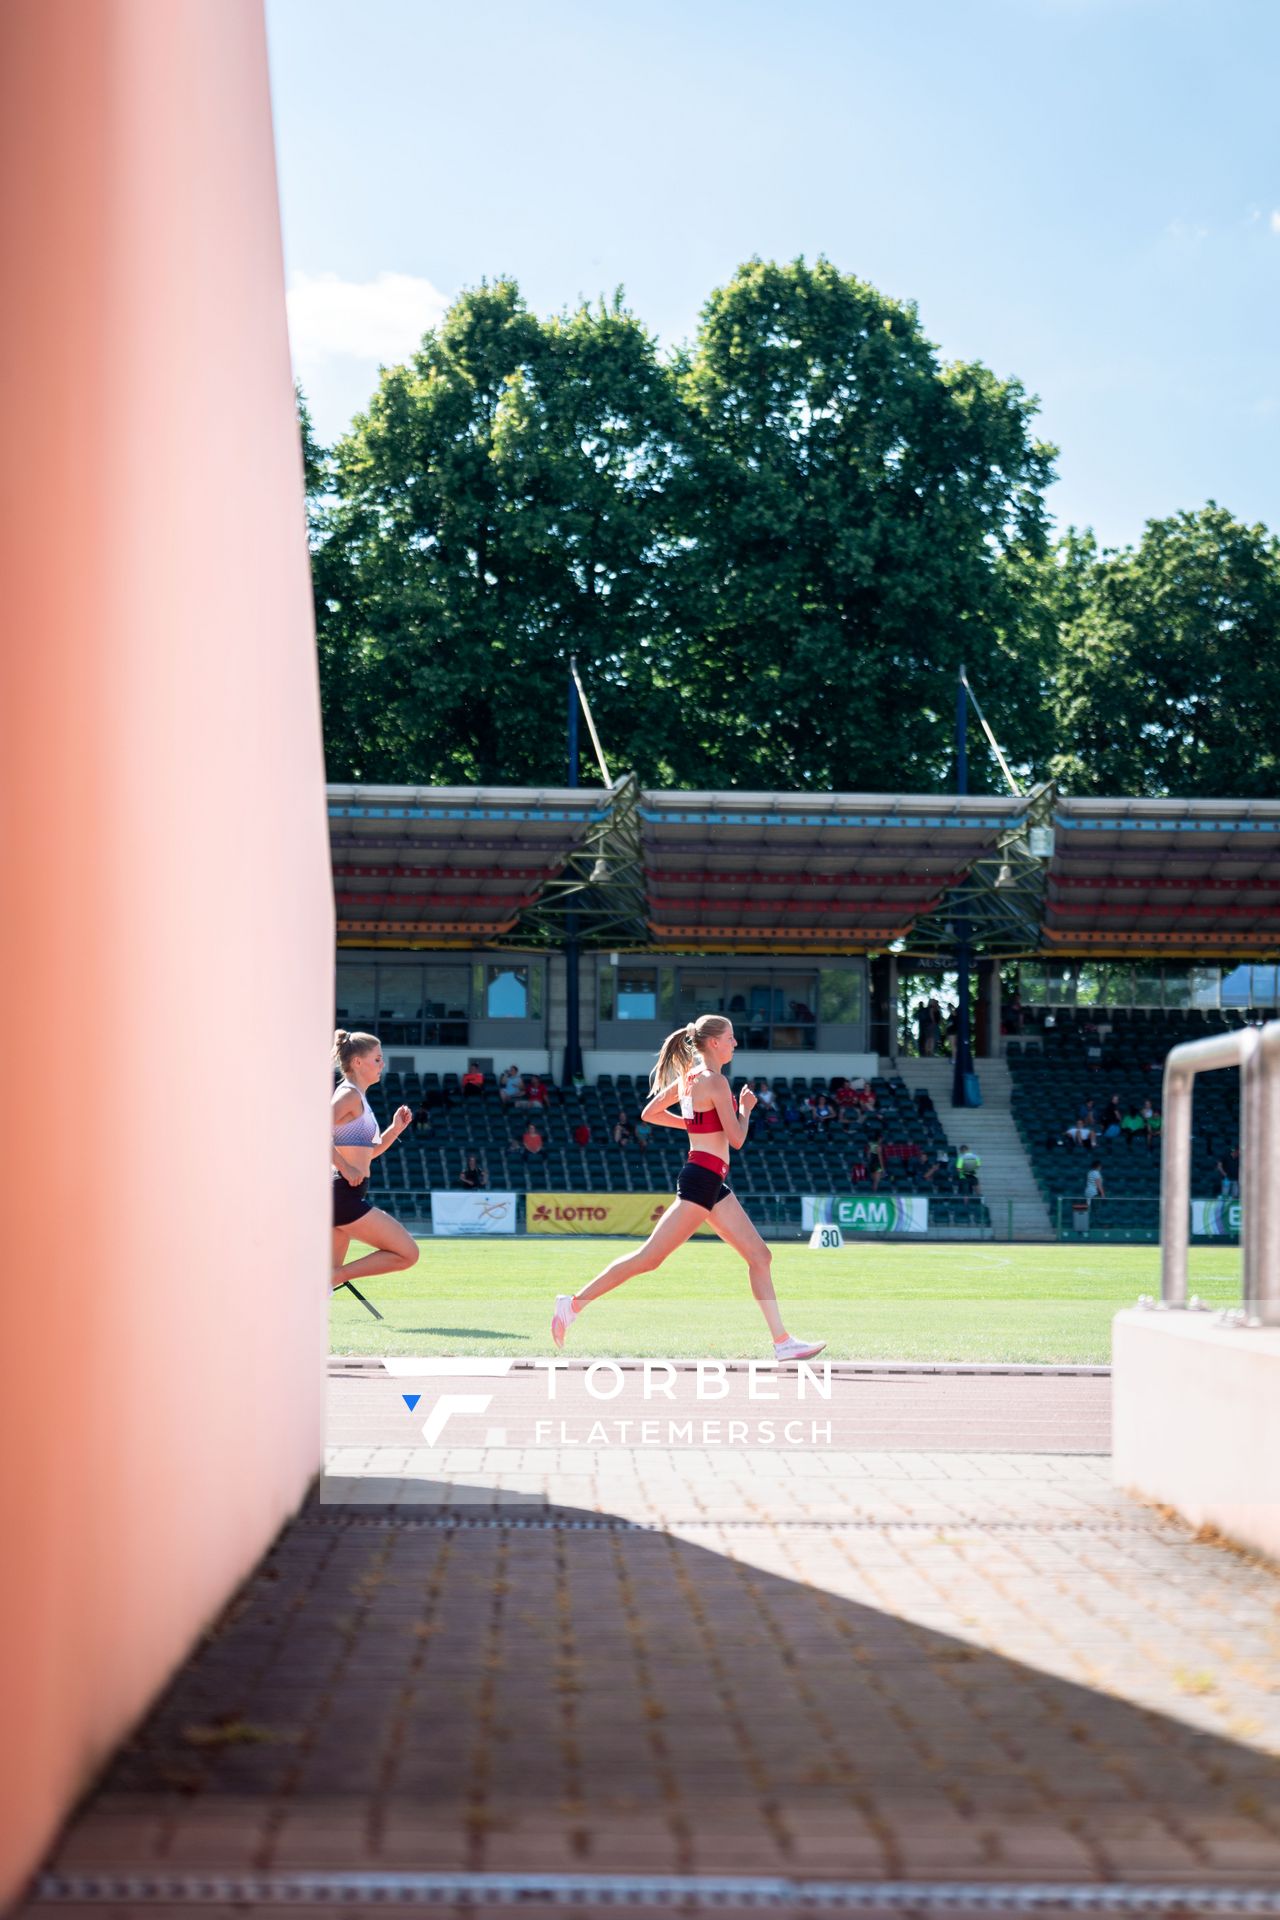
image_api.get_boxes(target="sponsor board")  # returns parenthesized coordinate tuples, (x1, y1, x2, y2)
(527, 1192, 713, 1236)
(1191, 1196, 1242, 1238)
(430, 1190, 517, 1236)
(802, 1194, 929, 1235)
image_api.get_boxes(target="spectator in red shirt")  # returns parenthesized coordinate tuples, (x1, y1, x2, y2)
(572, 1120, 592, 1148)
(520, 1122, 544, 1159)
(524, 1075, 547, 1107)
(461, 1063, 484, 1094)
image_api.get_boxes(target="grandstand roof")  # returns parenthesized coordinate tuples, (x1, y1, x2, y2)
(326, 786, 1280, 958)
(1043, 799, 1280, 958)
(328, 785, 611, 946)
(639, 791, 1030, 953)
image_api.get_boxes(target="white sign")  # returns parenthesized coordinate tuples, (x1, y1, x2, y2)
(431, 1190, 517, 1236)
(808, 1223, 845, 1250)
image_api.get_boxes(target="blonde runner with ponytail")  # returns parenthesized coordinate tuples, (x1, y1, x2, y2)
(552, 1013, 825, 1366)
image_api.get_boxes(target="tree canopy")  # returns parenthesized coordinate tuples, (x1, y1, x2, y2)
(302, 261, 1280, 799)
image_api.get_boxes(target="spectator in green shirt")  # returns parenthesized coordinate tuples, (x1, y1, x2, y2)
(956, 1145, 982, 1194)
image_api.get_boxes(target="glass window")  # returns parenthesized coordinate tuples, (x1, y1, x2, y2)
(1134, 968, 1163, 1007)
(1046, 963, 1078, 1007)
(424, 964, 471, 1019)
(1163, 969, 1191, 1011)
(335, 962, 377, 1029)
(1189, 967, 1220, 1009)
(486, 965, 529, 1018)
(673, 968, 725, 1024)
(1019, 963, 1047, 1005)
(818, 967, 864, 1026)
(616, 966, 657, 1021)
(1253, 965, 1278, 1009)
(377, 963, 424, 1044)
(1221, 964, 1252, 1008)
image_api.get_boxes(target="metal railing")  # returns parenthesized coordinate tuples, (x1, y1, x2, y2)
(1160, 1020, 1280, 1324)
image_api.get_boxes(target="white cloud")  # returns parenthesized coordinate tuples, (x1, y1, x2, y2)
(1271, 210, 1280, 236)
(286, 270, 450, 368)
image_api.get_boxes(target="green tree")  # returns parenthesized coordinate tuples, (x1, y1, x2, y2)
(1051, 504, 1280, 796)
(320, 282, 681, 785)
(659, 257, 1058, 791)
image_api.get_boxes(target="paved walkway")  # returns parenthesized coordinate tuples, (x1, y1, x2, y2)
(20, 1367, 1280, 1917)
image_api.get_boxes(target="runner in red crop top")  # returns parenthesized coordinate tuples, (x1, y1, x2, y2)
(550, 1016, 825, 1365)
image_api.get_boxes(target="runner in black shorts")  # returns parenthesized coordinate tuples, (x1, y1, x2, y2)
(331, 1029, 420, 1296)
(551, 1014, 825, 1362)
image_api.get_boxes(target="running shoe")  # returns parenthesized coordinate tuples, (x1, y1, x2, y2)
(773, 1335, 827, 1363)
(551, 1293, 578, 1350)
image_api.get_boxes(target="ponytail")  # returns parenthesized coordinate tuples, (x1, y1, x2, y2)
(334, 1028, 379, 1077)
(649, 1014, 732, 1096)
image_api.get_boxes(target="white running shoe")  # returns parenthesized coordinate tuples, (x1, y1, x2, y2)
(551, 1293, 579, 1350)
(773, 1336, 827, 1364)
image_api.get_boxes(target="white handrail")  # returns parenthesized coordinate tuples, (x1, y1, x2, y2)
(1160, 1021, 1280, 1324)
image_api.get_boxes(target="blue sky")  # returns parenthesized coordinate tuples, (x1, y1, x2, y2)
(266, 0, 1279, 553)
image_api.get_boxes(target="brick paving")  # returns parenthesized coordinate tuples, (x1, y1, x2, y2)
(19, 1369, 1280, 1916)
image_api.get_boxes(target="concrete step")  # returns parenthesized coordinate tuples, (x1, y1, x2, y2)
(884, 1055, 1054, 1237)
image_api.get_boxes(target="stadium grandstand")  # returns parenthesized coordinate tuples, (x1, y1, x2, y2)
(330, 784, 1280, 1240)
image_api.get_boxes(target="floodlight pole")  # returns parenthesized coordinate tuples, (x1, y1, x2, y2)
(562, 660, 585, 1087)
(952, 665, 975, 1108)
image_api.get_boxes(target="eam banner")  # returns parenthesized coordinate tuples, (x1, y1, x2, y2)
(802, 1194, 929, 1234)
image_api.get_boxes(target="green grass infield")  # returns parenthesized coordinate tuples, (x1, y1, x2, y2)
(329, 1237, 1242, 1364)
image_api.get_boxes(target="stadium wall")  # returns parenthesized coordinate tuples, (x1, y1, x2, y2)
(0, 3, 330, 1901)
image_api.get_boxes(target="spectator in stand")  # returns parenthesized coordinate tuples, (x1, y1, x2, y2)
(634, 1117, 653, 1152)
(523, 1073, 547, 1109)
(849, 1155, 869, 1187)
(755, 1079, 776, 1111)
(519, 1121, 544, 1160)
(459, 1152, 488, 1189)
(927, 998, 945, 1056)
(1217, 1145, 1240, 1197)
(1100, 1094, 1123, 1139)
(813, 1093, 835, 1132)
(572, 1118, 592, 1148)
(612, 1111, 633, 1146)
(1064, 1119, 1095, 1150)
(1139, 1098, 1161, 1149)
(1077, 1096, 1096, 1130)
(955, 1145, 982, 1194)
(461, 1062, 485, 1095)
(833, 1077, 856, 1109)
(1084, 1159, 1105, 1215)
(1120, 1105, 1144, 1148)
(851, 1076, 875, 1111)
(867, 1139, 886, 1192)
(499, 1064, 524, 1105)
(412, 1100, 434, 1137)
(915, 1001, 930, 1056)
(922, 1147, 949, 1184)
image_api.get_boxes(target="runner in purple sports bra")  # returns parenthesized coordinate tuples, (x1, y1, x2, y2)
(331, 1029, 420, 1297)
(550, 1014, 826, 1364)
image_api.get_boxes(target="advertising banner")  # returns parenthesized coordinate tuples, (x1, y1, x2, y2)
(527, 1193, 713, 1236)
(1191, 1196, 1241, 1237)
(431, 1190, 517, 1236)
(802, 1194, 930, 1235)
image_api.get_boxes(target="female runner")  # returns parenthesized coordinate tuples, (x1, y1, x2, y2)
(551, 1015, 825, 1361)
(331, 1029, 420, 1294)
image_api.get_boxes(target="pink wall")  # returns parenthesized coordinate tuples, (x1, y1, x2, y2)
(0, 1, 332, 1899)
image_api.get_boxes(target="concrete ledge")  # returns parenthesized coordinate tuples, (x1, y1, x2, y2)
(1112, 1307, 1280, 1561)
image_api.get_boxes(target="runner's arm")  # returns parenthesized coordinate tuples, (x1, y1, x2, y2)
(641, 1082, 688, 1130)
(710, 1075, 749, 1150)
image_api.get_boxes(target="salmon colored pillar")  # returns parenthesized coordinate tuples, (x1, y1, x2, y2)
(0, 1, 332, 1900)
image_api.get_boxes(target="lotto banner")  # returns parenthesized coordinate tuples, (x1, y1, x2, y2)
(803, 1194, 930, 1234)
(431, 1191, 517, 1236)
(527, 1192, 713, 1236)
(1191, 1197, 1241, 1237)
